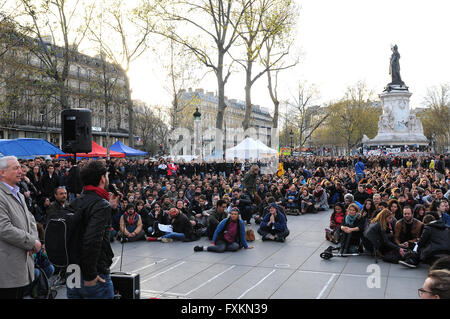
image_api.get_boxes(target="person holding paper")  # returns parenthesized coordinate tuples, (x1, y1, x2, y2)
(157, 208, 194, 243)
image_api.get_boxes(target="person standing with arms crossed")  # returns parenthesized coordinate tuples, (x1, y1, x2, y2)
(0, 156, 41, 299)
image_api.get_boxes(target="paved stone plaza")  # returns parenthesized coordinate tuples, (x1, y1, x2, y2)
(56, 209, 428, 299)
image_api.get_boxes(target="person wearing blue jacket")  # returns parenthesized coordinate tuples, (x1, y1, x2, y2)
(258, 203, 290, 242)
(355, 157, 365, 184)
(193, 207, 254, 252)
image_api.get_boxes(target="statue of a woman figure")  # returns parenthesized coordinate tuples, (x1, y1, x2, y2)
(389, 45, 405, 85)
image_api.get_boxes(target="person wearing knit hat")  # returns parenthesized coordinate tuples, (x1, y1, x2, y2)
(257, 203, 289, 242)
(194, 207, 254, 252)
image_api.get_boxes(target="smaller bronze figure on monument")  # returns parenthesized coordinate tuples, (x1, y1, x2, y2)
(389, 44, 405, 86)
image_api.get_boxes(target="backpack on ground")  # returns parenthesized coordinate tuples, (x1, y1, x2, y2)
(30, 265, 57, 299)
(44, 206, 83, 268)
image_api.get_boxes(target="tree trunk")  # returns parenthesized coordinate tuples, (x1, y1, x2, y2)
(215, 54, 226, 130)
(125, 75, 134, 147)
(242, 59, 253, 131)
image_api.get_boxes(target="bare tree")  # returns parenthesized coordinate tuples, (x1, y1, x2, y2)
(15, 0, 95, 111)
(151, 0, 253, 130)
(231, 0, 299, 131)
(88, 0, 156, 147)
(135, 104, 169, 155)
(288, 82, 329, 149)
(420, 83, 450, 152)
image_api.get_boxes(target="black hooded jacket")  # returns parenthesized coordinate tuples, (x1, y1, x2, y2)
(417, 220, 450, 261)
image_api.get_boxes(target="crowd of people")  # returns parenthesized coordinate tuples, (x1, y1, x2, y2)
(1, 152, 449, 299)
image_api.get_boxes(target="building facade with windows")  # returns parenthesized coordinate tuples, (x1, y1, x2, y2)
(176, 88, 274, 156)
(0, 29, 130, 148)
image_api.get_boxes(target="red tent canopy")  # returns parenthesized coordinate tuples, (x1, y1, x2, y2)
(61, 141, 125, 158)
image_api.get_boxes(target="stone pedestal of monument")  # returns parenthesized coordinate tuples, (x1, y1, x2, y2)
(364, 85, 428, 147)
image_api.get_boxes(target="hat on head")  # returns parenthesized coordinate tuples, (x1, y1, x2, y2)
(230, 207, 240, 214)
(168, 208, 179, 217)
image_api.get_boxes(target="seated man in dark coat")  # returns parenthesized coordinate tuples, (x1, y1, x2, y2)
(205, 200, 229, 240)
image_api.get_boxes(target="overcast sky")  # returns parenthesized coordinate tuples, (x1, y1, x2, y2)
(129, 0, 450, 112)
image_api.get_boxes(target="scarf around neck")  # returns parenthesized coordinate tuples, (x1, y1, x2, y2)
(84, 185, 110, 201)
(345, 213, 358, 226)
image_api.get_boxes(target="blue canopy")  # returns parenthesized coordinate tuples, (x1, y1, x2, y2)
(110, 140, 148, 156)
(0, 138, 65, 157)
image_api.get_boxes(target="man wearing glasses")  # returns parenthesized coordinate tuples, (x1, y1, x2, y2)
(418, 269, 450, 299)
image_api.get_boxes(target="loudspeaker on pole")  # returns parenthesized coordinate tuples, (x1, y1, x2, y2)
(61, 108, 92, 154)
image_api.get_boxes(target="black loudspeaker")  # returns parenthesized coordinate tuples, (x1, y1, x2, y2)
(111, 272, 140, 299)
(61, 108, 92, 154)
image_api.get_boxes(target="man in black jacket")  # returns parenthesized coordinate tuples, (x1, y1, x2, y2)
(66, 160, 118, 299)
(399, 215, 450, 268)
(232, 188, 253, 225)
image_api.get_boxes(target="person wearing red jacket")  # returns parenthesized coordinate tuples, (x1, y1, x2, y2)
(167, 161, 178, 177)
(326, 203, 346, 244)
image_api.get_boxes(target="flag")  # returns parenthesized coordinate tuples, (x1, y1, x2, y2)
(277, 162, 285, 177)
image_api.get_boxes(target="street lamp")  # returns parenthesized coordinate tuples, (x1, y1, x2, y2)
(289, 129, 293, 149)
(193, 107, 201, 122)
(193, 107, 201, 158)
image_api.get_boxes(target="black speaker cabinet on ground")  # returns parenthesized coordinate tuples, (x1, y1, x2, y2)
(111, 272, 140, 299)
(61, 108, 92, 154)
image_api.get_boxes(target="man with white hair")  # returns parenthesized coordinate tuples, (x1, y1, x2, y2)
(0, 156, 40, 299)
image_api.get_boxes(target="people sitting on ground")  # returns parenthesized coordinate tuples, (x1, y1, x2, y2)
(257, 203, 289, 242)
(414, 204, 427, 222)
(360, 198, 376, 231)
(313, 184, 328, 212)
(326, 202, 346, 244)
(388, 198, 403, 221)
(193, 208, 254, 253)
(354, 184, 370, 206)
(285, 184, 299, 214)
(205, 199, 229, 240)
(146, 202, 170, 239)
(363, 208, 406, 263)
(338, 203, 364, 253)
(232, 188, 253, 225)
(343, 193, 363, 210)
(432, 199, 450, 227)
(299, 187, 315, 214)
(118, 204, 146, 242)
(157, 208, 196, 243)
(188, 193, 209, 233)
(398, 214, 450, 268)
(394, 205, 423, 250)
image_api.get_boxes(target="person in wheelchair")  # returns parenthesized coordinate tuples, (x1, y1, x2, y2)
(336, 203, 365, 253)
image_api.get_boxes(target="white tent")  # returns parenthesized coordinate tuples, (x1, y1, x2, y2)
(225, 137, 277, 161)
